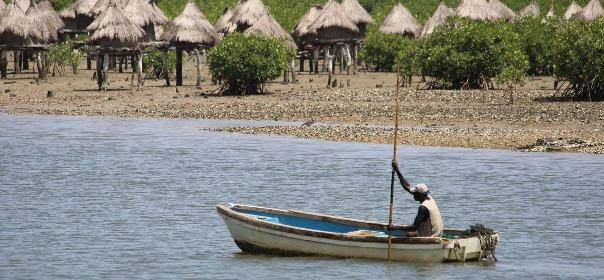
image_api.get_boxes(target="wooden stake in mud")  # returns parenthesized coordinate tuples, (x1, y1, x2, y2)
(387, 63, 401, 262)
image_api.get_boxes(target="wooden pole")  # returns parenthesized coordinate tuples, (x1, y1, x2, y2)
(0, 51, 6, 79)
(176, 49, 183, 86)
(162, 50, 170, 87)
(137, 52, 143, 86)
(96, 54, 102, 90)
(103, 53, 110, 90)
(290, 58, 297, 83)
(313, 47, 319, 75)
(194, 49, 202, 87)
(387, 63, 401, 262)
(326, 47, 332, 88)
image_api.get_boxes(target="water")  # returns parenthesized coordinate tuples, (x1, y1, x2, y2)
(1, 113, 603, 279)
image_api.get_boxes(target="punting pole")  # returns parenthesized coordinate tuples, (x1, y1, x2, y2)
(387, 63, 401, 262)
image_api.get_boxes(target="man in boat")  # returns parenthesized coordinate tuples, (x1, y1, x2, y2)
(391, 161, 443, 238)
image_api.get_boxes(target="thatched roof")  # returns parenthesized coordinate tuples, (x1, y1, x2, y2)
(16, 0, 30, 12)
(456, 0, 503, 21)
(59, 0, 97, 18)
(420, 2, 454, 38)
(379, 2, 421, 37)
(546, 5, 555, 18)
(149, 0, 168, 24)
(222, 0, 270, 33)
(124, 0, 168, 27)
(0, 2, 30, 43)
(244, 13, 297, 50)
(0, 0, 6, 12)
(489, 0, 516, 20)
(580, 0, 604, 20)
(214, 7, 233, 31)
(25, 0, 59, 43)
(564, 1, 583, 19)
(308, 0, 358, 34)
(39, 0, 65, 31)
(341, 0, 373, 24)
(519, 2, 540, 17)
(292, 4, 322, 39)
(87, 0, 145, 45)
(161, 0, 218, 46)
(89, 0, 128, 17)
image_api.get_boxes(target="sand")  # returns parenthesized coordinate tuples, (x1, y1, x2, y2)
(1, 58, 603, 154)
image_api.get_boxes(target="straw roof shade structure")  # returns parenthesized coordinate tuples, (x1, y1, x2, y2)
(0, 1, 31, 45)
(341, 0, 373, 36)
(161, 0, 218, 47)
(519, 2, 540, 17)
(124, 0, 167, 27)
(580, 0, 604, 20)
(214, 7, 233, 32)
(38, 0, 65, 31)
(456, 0, 503, 21)
(59, 0, 97, 33)
(16, 0, 30, 12)
(222, 0, 270, 33)
(379, 2, 421, 38)
(489, 0, 516, 20)
(546, 5, 555, 18)
(564, 1, 583, 19)
(420, 2, 454, 38)
(244, 13, 297, 50)
(25, 0, 61, 43)
(60, 0, 96, 18)
(307, 0, 358, 43)
(89, 0, 128, 17)
(87, 0, 145, 47)
(292, 4, 322, 42)
(0, 0, 6, 12)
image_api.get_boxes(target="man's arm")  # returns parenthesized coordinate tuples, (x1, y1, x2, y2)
(392, 161, 412, 194)
(412, 205, 430, 228)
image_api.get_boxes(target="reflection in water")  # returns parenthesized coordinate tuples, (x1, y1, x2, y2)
(0, 114, 603, 279)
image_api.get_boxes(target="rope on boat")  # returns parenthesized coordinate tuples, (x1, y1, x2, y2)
(461, 224, 498, 262)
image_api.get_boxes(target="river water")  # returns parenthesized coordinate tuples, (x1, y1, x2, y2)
(1, 113, 603, 279)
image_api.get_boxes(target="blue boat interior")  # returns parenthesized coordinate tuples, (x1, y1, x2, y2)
(235, 208, 408, 237)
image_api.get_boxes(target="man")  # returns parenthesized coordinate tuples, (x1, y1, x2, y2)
(392, 161, 443, 237)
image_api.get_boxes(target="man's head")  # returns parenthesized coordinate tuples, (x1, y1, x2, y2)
(410, 184, 430, 202)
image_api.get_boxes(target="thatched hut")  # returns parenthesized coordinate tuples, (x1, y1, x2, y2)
(215, 7, 233, 33)
(519, 2, 540, 17)
(564, 1, 583, 19)
(59, 0, 97, 35)
(420, 2, 454, 38)
(379, 2, 421, 38)
(580, 0, 604, 20)
(489, 0, 516, 20)
(456, 0, 502, 21)
(87, 0, 145, 90)
(25, 0, 63, 79)
(39, 1, 65, 33)
(546, 5, 555, 18)
(221, 0, 269, 34)
(16, 0, 30, 12)
(89, 0, 128, 17)
(161, 0, 218, 86)
(123, 0, 167, 41)
(341, 0, 373, 38)
(292, 4, 322, 45)
(0, 2, 31, 46)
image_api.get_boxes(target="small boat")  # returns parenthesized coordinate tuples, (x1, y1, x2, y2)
(217, 203, 500, 262)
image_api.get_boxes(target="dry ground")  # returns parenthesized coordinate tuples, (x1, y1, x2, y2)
(1, 57, 603, 153)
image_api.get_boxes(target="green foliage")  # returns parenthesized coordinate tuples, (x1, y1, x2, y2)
(395, 39, 419, 77)
(143, 50, 176, 78)
(512, 16, 559, 75)
(47, 41, 82, 76)
(360, 32, 415, 72)
(416, 17, 528, 89)
(208, 33, 293, 95)
(551, 19, 604, 100)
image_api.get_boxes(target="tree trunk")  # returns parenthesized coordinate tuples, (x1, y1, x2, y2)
(176, 49, 183, 86)
(194, 49, 202, 87)
(162, 50, 170, 87)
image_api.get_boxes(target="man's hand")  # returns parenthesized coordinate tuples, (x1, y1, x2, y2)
(391, 160, 399, 170)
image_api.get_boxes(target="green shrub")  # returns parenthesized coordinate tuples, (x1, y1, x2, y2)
(143, 50, 176, 79)
(47, 41, 82, 76)
(360, 32, 415, 72)
(208, 33, 292, 95)
(513, 16, 558, 76)
(416, 17, 528, 89)
(551, 19, 604, 100)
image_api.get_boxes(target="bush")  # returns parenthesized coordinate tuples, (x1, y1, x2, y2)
(551, 19, 604, 100)
(360, 32, 415, 72)
(416, 17, 528, 89)
(513, 16, 558, 76)
(208, 33, 292, 95)
(47, 41, 82, 76)
(143, 50, 176, 79)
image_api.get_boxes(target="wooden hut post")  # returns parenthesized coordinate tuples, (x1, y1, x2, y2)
(131, 56, 136, 73)
(87, 56, 92, 70)
(36, 51, 45, 80)
(338, 44, 345, 74)
(194, 48, 202, 87)
(322, 46, 328, 72)
(14, 51, 21, 74)
(290, 59, 297, 83)
(345, 44, 352, 75)
(313, 47, 319, 74)
(299, 52, 304, 72)
(326, 47, 333, 88)
(176, 48, 183, 86)
(162, 49, 170, 86)
(22, 51, 30, 71)
(96, 54, 103, 90)
(136, 52, 143, 86)
(103, 53, 110, 89)
(0, 51, 7, 79)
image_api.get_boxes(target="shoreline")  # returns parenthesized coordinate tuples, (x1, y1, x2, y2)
(1, 63, 603, 154)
